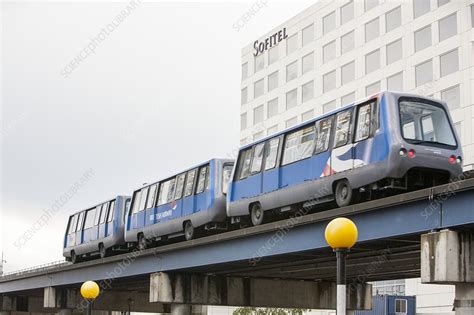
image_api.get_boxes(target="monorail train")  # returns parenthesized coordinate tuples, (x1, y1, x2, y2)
(227, 91, 463, 225)
(63, 91, 463, 262)
(63, 195, 130, 263)
(124, 158, 234, 249)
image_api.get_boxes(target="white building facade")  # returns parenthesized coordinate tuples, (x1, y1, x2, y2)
(240, 0, 474, 169)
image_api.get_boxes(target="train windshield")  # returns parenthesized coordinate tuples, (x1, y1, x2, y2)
(399, 100, 456, 147)
(222, 164, 233, 194)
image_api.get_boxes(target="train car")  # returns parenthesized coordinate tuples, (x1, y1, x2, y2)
(125, 158, 234, 249)
(63, 195, 131, 263)
(227, 91, 463, 226)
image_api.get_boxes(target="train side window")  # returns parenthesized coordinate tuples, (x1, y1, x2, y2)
(123, 199, 130, 223)
(237, 148, 252, 179)
(158, 178, 174, 205)
(184, 169, 197, 197)
(146, 184, 158, 209)
(84, 208, 96, 229)
(93, 206, 101, 226)
(264, 138, 280, 170)
(222, 163, 234, 194)
(196, 165, 209, 194)
(250, 143, 265, 174)
(99, 202, 108, 224)
(314, 117, 333, 154)
(355, 103, 372, 142)
(282, 125, 316, 165)
(139, 186, 149, 211)
(167, 178, 177, 203)
(76, 212, 84, 231)
(174, 173, 186, 200)
(334, 110, 353, 148)
(131, 190, 142, 214)
(107, 200, 115, 222)
(68, 215, 77, 234)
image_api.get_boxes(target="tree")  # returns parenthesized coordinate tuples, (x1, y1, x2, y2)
(233, 307, 309, 315)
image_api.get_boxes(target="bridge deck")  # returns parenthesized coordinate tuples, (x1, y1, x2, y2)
(1, 178, 473, 293)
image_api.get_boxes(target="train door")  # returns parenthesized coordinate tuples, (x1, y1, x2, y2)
(106, 200, 116, 237)
(66, 214, 77, 248)
(313, 116, 334, 178)
(82, 208, 97, 243)
(353, 101, 376, 168)
(75, 211, 84, 245)
(194, 164, 211, 213)
(262, 136, 282, 194)
(331, 109, 355, 173)
(98, 202, 108, 239)
(182, 169, 197, 217)
(173, 173, 186, 218)
(144, 184, 158, 226)
(233, 143, 265, 200)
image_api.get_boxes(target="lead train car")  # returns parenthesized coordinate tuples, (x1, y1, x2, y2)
(124, 158, 234, 249)
(63, 195, 131, 263)
(227, 91, 463, 226)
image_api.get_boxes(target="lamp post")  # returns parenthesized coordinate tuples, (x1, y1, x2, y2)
(80, 281, 100, 315)
(325, 217, 358, 315)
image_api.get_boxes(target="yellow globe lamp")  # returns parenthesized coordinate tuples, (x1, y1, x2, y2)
(325, 217, 358, 249)
(80, 281, 100, 300)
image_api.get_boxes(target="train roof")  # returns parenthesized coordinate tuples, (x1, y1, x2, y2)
(68, 195, 129, 216)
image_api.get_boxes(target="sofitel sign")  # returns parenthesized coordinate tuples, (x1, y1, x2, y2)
(253, 27, 288, 57)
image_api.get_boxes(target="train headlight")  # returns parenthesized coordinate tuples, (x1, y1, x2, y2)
(457, 156, 462, 164)
(399, 148, 407, 156)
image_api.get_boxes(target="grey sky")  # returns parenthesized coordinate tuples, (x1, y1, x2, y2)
(0, 0, 314, 272)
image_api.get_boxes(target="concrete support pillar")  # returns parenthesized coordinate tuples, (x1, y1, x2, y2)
(57, 309, 72, 315)
(171, 304, 191, 315)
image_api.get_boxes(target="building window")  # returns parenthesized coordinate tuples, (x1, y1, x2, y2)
(438, 0, 449, 7)
(414, 25, 432, 52)
(323, 11, 336, 35)
(386, 6, 401, 33)
(386, 39, 402, 65)
(286, 116, 297, 128)
(253, 105, 264, 125)
(387, 71, 403, 91)
(471, 5, 474, 28)
(323, 100, 336, 113)
(302, 80, 314, 103)
(302, 109, 314, 122)
(286, 88, 298, 110)
(365, 18, 380, 43)
(268, 46, 279, 65)
(341, 1, 354, 25)
(267, 125, 278, 135)
(441, 85, 460, 110)
(323, 70, 336, 93)
(395, 299, 407, 313)
(439, 13, 457, 42)
(440, 49, 459, 77)
(302, 24, 314, 46)
(341, 60, 355, 85)
(302, 52, 314, 74)
(254, 78, 264, 98)
(414, 0, 430, 18)
(323, 40, 336, 63)
(366, 81, 380, 96)
(241, 87, 247, 106)
(286, 60, 298, 82)
(415, 59, 433, 86)
(341, 91, 355, 105)
(365, 49, 380, 74)
(365, 0, 378, 12)
(267, 98, 279, 118)
(242, 62, 248, 80)
(287, 33, 298, 55)
(341, 30, 355, 55)
(268, 71, 279, 92)
(241, 113, 247, 130)
(254, 54, 264, 73)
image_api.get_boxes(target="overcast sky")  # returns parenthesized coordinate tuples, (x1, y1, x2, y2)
(0, 0, 315, 272)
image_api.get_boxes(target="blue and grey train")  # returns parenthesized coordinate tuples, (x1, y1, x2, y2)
(63, 91, 463, 262)
(63, 196, 130, 263)
(227, 91, 463, 225)
(124, 158, 234, 249)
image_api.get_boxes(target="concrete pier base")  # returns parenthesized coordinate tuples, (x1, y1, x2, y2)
(454, 283, 474, 315)
(171, 304, 191, 315)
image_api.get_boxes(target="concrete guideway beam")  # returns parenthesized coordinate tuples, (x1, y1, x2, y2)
(421, 229, 474, 314)
(150, 272, 372, 310)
